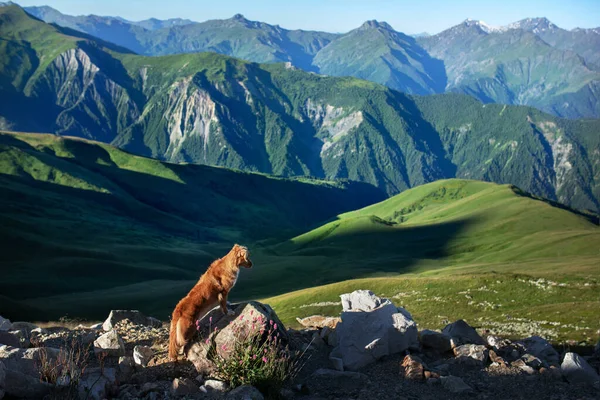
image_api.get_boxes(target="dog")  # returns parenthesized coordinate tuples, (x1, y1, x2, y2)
(168, 244, 253, 361)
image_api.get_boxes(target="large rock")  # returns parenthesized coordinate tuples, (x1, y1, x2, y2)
(94, 329, 125, 357)
(420, 329, 452, 353)
(188, 301, 288, 373)
(102, 310, 162, 331)
(171, 377, 199, 396)
(561, 352, 600, 387)
(330, 290, 418, 371)
(0, 317, 11, 332)
(519, 336, 560, 366)
(296, 315, 341, 329)
(78, 367, 117, 400)
(442, 320, 485, 347)
(0, 345, 60, 398)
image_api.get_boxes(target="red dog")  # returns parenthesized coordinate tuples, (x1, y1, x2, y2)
(168, 244, 253, 361)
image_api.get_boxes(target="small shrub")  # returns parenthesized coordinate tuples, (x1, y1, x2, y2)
(35, 337, 94, 400)
(197, 313, 309, 396)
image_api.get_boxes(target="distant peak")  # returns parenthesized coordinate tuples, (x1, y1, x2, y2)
(505, 17, 559, 32)
(359, 20, 394, 31)
(460, 18, 500, 33)
(232, 13, 247, 21)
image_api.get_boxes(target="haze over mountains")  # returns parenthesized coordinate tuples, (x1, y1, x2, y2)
(1, 4, 599, 213)
(23, 4, 600, 119)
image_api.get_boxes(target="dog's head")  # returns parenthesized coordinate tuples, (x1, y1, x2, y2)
(232, 244, 253, 268)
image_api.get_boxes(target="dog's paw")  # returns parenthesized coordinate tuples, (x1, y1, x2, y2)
(227, 309, 236, 316)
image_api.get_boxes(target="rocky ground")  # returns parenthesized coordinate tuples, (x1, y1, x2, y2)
(0, 290, 599, 400)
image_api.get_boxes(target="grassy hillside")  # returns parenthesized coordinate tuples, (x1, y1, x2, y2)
(260, 180, 599, 343)
(0, 131, 383, 320)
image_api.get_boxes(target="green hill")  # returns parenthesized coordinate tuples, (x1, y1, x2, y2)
(0, 131, 382, 320)
(1, 5, 599, 213)
(260, 179, 600, 343)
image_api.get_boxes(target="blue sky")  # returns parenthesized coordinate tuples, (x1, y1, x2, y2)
(11, 0, 600, 34)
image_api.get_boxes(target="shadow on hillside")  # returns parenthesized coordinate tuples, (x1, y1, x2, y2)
(235, 216, 476, 300)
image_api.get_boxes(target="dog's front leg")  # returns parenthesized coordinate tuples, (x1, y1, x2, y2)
(218, 292, 235, 316)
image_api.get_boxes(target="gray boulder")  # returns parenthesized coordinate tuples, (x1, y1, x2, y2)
(442, 320, 485, 347)
(441, 375, 473, 393)
(226, 384, 264, 400)
(118, 356, 135, 380)
(420, 329, 452, 353)
(330, 290, 418, 371)
(94, 329, 125, 357)
(133, 345, 154, 367)
(0, 346, 59, 398)
(0, 317, 11, 332)
(78, 367, 117, 400)
(519, 336, 560, 366)
(561, 352, 600, 387)
(102, 310, 162, 331)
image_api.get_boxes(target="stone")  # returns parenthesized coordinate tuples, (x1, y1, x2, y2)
(188, 301, 288, 373)
(341, 290, 383, 311)
(453, 344, 489, 365)
(519, 336, 560, 366)
(420, 329, 452, 353)
(78, 367, 117, 400)
(296, 315, 341, 329)
(520, 353, 544, 368)
(226, 384, 265, 400)
(94, 329, 125, 357)
(561, 352, 600, 387)
(330, 356, 344, 371)
(0, 345, 60, 398)
(0, 317, 11, 332)
(442, 320, 485, 347)
(202, 379, 229, 392)
(102, 310, 161, 331)
(0, 361, 5, 400)
(133, 345, 154, 367)
(427, 377, 440, 386)
(10, 322, 38, 335)
(489, 349, 508, 367)
(118, 356, 135, 380)
(89, 323, 103, 330)
(141, 382, 163, 395)
(171, 377, 198, 396)
(306, 369, 369, 396)
(0, 332, 21, 348)
(401, 354, 426, 380)
(330, 290, 418, 371)
(327, 329, 339, 347)
(441, 375, 473, 393)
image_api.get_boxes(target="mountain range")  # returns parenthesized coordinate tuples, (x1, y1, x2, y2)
(22, 4, 600, 119)
(1, 4, 599, 213)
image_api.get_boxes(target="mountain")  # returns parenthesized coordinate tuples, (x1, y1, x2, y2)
(504, 18, 600, 69)
(0, 131, 383, 319)
(24, 5, 338, 71)
(312, 20, 447, 95)
(1, 4, 599, 213)
(417, 20, 600, 119)
(22, 5, 600, 119)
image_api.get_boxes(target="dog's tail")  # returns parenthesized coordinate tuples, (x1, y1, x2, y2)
(168, 316, 179, 361)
